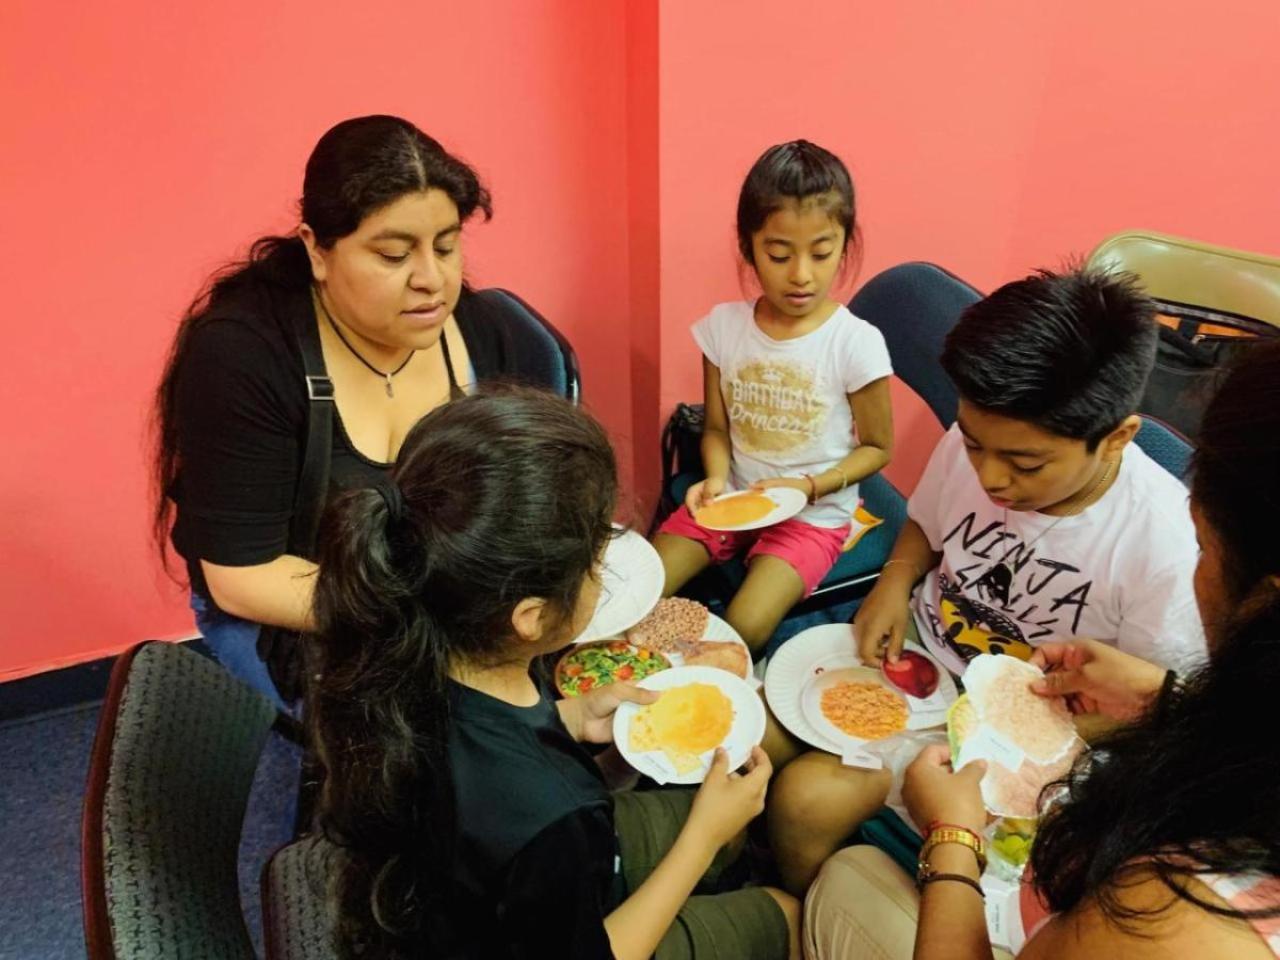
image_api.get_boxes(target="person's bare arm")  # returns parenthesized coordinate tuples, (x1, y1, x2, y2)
(854, 519, 940, 664)
(1020, 871, 1274, 960)
(913, 843, 992, 960)
(684, 358, 734, 510)
(201, 555, 318, 631)
(754, 378, 894, 500)
(699, 356, 733, 485)
(825, 377, 893, 494)
(904, 746, 992, 960)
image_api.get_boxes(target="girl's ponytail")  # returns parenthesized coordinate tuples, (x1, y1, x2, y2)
(309, 483, 456, 958)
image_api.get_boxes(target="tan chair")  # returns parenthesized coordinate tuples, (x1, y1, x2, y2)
(1086, 230, 1280, 330)
(1085, 231, 1280, 437)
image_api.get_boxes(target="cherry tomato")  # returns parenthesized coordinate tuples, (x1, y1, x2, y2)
(616, 665, 634, 681)
(579, 676, 595, 692)
(564, 662, 584, 678)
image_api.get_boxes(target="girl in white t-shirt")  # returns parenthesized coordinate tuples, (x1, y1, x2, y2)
(654, 141, 894, 654)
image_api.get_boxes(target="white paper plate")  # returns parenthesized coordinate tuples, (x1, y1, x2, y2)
(799, 657, 942, 758)
(574, 529, 664, 644)
(765, 623, 956, 755)
(613, 666, 766, 785)
(694, 487, 808, 532)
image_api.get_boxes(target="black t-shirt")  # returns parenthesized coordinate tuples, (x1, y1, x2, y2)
(447, 681, 619, 959)
(168, 277, 521, 602)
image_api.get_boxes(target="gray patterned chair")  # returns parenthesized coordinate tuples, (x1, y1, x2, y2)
(81, 640, 298, 959)
(260, 835, 340, 959)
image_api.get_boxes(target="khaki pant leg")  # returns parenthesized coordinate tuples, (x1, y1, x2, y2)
(802, 846, 1013, 960)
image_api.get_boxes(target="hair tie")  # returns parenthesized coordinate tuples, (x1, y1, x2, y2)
(375, 479, 406, 525)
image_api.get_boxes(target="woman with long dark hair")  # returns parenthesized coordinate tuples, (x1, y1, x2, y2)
(805, 341, 1280, 958)
(154, 115, 528, 705)
(308, 388, 800, 959)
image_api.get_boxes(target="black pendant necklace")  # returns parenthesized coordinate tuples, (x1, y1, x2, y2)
(315, 291, 413, 397)
(976, 458, 1116, 606)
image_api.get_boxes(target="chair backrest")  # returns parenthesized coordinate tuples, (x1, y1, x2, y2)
(1133, 413, 1192, 485)
(260, 836, 340, 960)
(82, 641, 280, 960)
(471, 288, 582, 402)
(1087, 231, 1280, 331)
(848, 262, 983, 428)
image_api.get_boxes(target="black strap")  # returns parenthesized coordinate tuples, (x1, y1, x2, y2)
(288, 300, 335, 558)
(660, 414, 676, 486)
(440, 330, 465, 401)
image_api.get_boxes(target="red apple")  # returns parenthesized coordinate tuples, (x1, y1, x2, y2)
(882, 651, 940, 699)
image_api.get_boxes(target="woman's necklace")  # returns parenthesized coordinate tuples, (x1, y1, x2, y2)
(314, 292, 413, 398)
(976, 457, 1117, 605)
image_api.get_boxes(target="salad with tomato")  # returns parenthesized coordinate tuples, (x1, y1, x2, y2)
(556, 640, 671, 698)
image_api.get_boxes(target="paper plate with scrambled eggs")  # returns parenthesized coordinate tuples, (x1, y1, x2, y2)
(693, 488, 807, 532)
(612, 666, 766, 784)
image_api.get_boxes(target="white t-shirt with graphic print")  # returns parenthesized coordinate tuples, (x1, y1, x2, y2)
(908, 424, 1206, 677)
(693, 301, 893, 528)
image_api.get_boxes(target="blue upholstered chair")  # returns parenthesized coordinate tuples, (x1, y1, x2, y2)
(471, 288, 582, 402)
(1133, 413, 1192, 484)
(850, 262, 983, 426)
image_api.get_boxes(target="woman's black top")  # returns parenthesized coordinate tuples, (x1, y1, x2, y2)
(168, 277, 523, 604)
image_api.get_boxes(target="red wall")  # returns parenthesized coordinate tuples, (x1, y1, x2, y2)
(5, 0, 1279, 679)
(0, 0, 636, 679)
(656, 0, 1280, 495)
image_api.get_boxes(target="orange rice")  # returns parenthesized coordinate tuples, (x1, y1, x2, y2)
(820, 681, 909, 739)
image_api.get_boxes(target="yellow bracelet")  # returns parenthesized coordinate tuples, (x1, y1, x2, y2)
(920, 827, 987, 873)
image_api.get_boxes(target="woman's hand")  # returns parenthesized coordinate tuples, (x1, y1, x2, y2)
(1029, 640, 1167, 722)
(902, 745, 987, 836)
(684, 476, 726, 512)
(561, 683, 660, 744)
(684, 746, 772, 853)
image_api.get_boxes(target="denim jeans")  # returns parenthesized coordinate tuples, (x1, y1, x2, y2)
(190, 592, 287, 711)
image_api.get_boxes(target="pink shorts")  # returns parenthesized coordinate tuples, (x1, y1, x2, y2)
(658, 505, 850, 597)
